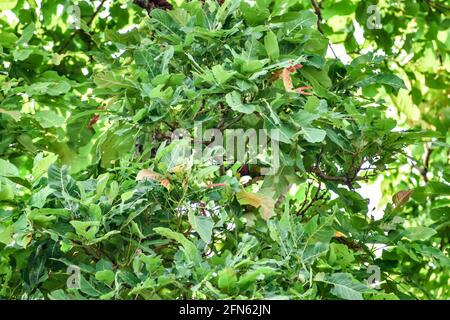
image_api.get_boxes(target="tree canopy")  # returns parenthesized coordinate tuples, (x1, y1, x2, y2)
(0, 0, 448, 300)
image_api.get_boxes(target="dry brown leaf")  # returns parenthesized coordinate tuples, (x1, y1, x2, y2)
(136, 169, 162, 181)
(259, 197, 275, 220)
(281, 68, 295, 92)
(393, 189, 414, 207)
(136, 169, 170, 189)
(278, 66, 312, 95)
(160, 178, 170, 188)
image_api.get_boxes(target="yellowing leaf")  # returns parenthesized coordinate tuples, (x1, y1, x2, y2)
(335, 231, 347, 238)
(136, 169, 162, 182)
(168, 164, 186, 174)
(237, 190, 275, 221)
(237, 190, 262, 207)
(0, 0, 18, 11)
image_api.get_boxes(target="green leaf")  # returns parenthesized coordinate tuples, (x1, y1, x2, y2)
(79, 275, 103, 297)
(301, 127, 326, 143)
(303, 96, 320, 112)
(317, 273, 369, 300)
(412, 182, 450, 202)
(27, 73, 72, 96)
(301, 68, 332, 90)
(30, 186, 54, 208)
(0, 0, 17, 10)
(0, 159, 19, 177)
(328, 243, 355, 267)
(0, 224, 13, 245)
(95, 270, 115, 286)
(48, 289, 71, 300)
(225, 91, 256, 114)
(28, 208, 70, 223)
(238, 267, 277, 291)
(160, 46, 174, 74)
(218, 268, 237, 293)
(17, 23, 35, 45)
(70, 221, 100, 241)
(0, 31, 18, 47)
(322, 1, 356, 19)
(303, 242, 329, 264)
(430, 207, 450, 221)
(0, 0, 447, 301)
(304, 215, 335, 243)
(94, 71, 134, 91)
(153, 227, 200, 263)
(403, 227, 437, 241)
(35, 111, 65, 128)
(13, 48, 33, 61)
(211, 65, 236, 85)
(47, 164, 78, 197)
(282, 10, 317, 34)
(264, 30, 279, 60)
(355, 74, 407, 90)
(291, 110, 319, 127)
(188, 211, 213, 244)
(240, 0, 270, 26)
(196, 165, 220, 180)
(32, 153, 58, 182)
(89, 230, 120, 245)
(0, 108, 21, 121)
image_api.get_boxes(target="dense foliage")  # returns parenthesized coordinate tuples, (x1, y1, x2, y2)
(0, 0, 448, 300)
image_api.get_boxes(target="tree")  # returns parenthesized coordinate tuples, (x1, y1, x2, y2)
(0, 0, 448, 300)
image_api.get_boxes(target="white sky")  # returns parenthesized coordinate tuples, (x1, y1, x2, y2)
(326, 21, 385, 221)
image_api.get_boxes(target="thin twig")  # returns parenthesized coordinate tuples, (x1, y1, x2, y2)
(309, 167, 367, 183)
(310, 0, 323, 33)
(420, 146, 432, 182)
(310, 0, 338, 59)
(297, 181, 325, 216)
(222, 113, 245, 130)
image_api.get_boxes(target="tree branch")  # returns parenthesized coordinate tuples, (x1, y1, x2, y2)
(133, 0, 172, 12)
(310, 0, 339, 59)
(308, 167, 369, 186)
(420, 146, 432, 182)
(58, 0, 107, 53)
(297, 181, 326, 216)
(222, 113, 245, 130)
(310, 0, 323, 33)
